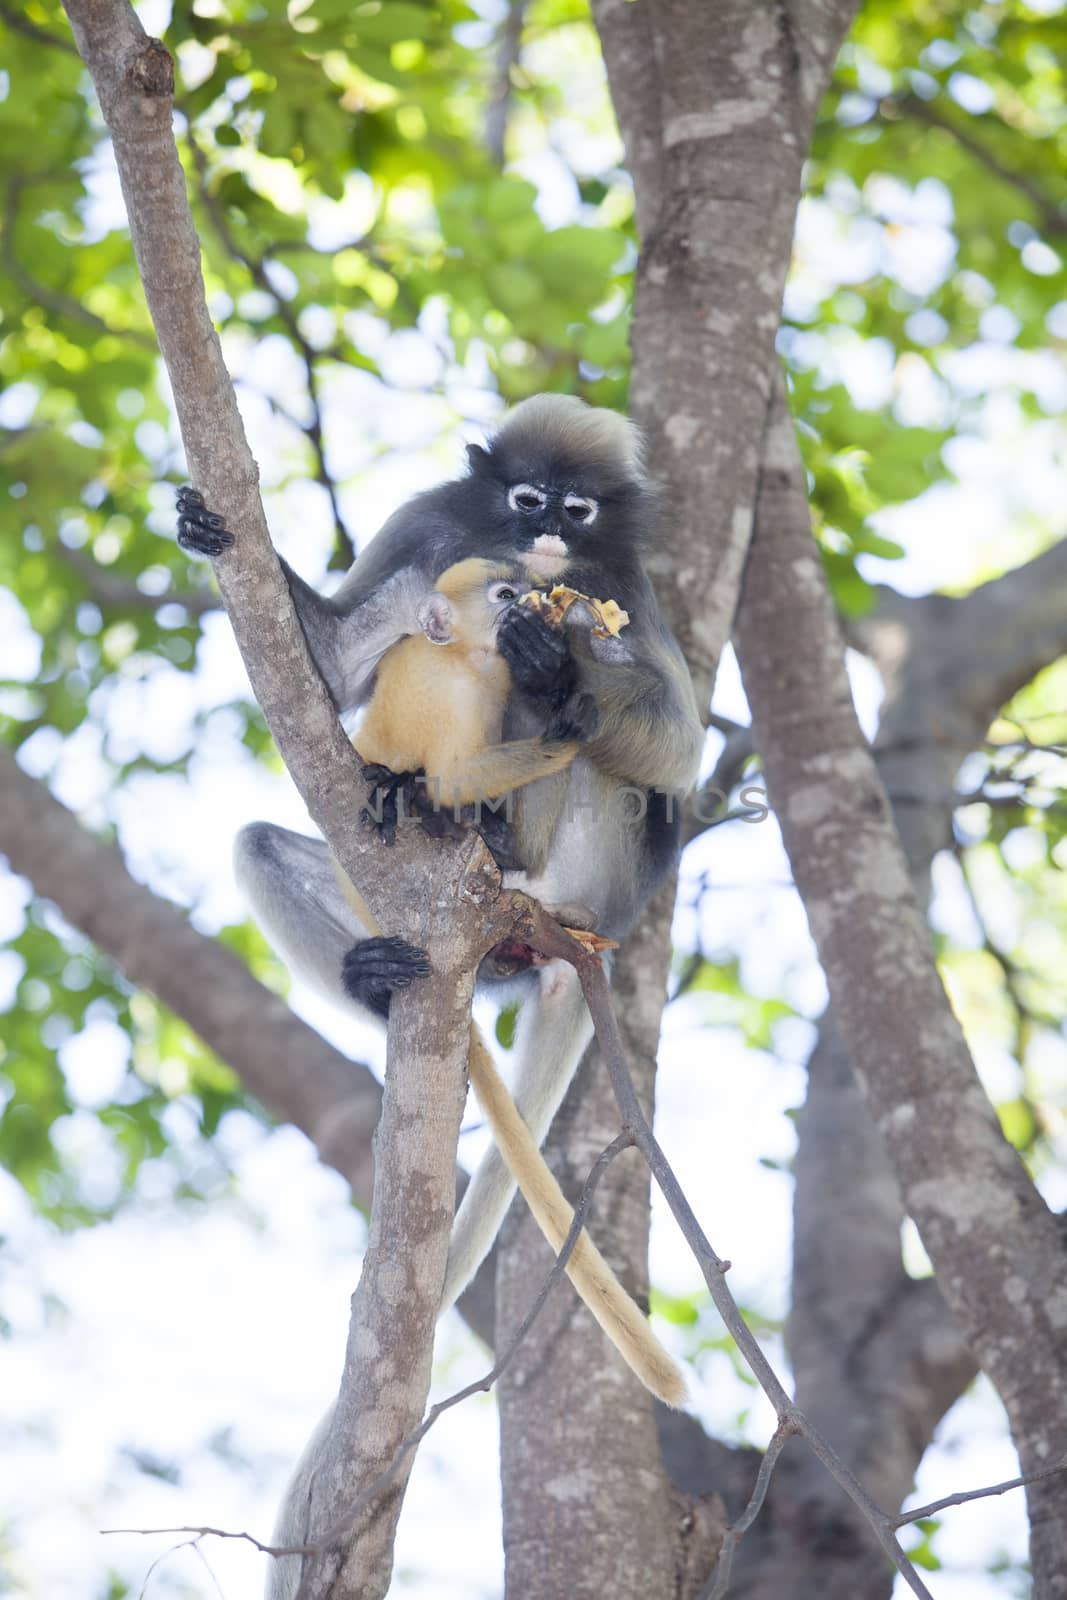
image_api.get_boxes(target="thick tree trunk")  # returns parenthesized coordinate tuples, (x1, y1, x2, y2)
(494, 871, 705, 1598)
(496, 1047, 681, 1598)
(736, 374, 1067, 1593)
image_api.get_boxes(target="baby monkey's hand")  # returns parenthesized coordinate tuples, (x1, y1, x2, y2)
(548, 691, 599, 745)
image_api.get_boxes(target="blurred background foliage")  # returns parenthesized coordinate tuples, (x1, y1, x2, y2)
(1, 0, 1065, 1250)
(0, 5, 1064, 1588)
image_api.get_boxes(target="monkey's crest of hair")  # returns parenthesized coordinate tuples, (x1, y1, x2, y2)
(493, 394, 646, 479)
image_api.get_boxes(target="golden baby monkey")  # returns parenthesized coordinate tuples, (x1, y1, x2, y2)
(355, 556, 593, 807)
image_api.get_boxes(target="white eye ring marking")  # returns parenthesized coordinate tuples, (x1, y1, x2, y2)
(563, 494, 598, 525)
(508, 483, 547, 513)
(488, 581, 520, 604)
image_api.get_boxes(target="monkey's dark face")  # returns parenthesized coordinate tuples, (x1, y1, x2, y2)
(465, 437, 653, 594)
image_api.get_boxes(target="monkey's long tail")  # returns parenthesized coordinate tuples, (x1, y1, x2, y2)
(345, 865, 686, 1406)
(443, 971, 687, 1408)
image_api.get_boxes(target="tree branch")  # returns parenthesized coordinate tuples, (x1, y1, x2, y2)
(484, 0, 525, 166)
(182, 127, 355, 568)
(891, 1456, 1067, 1530)
(516, 909, 938, 1600)
(293, 1132, 632, 1572)
(888, 94, 1067, 238)
(592, 0, 842, 703)
(57, 8, 496, 1593)
(495, 987, 679, 1596)
(0, 745, 381, 1201)
(702, 1420, 796, 1600)
(589, 10, 861, 1595)
(734, 367, 1067, 1589)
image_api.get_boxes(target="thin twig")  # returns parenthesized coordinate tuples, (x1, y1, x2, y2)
(183, 126, 355, 566)
(297, 1131, 634, 1566)
(103, 1525, 278, 1556)
(188, 1541, 227, 1600)
(509, 905, 936, 1600)
(701, 1418, 798, 1600)
(138, 1536, 199, 1600)
(887, 94, 1067, 237)
(485, 0, 526, 165)
(891, 1455, 1067, 1529)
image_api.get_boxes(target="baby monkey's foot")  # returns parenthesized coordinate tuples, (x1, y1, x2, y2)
(360, 763, 422, 845)
(341, 936, 431, 1019)
(176, 486, 234, 557)
(412, 793, 524, 872)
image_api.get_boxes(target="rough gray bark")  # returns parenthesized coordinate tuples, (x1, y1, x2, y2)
(735, 373, 1067, 1595)
(729, 1018, 975, 1599)
(494, 846, 699, 1593)
(865, 536, 1067, 908)
(595, 0, 859, 704)
(496, 1062, 685, 1599)
(744, 535, 1067, 1598)
(492, 6, 856, 1596)
(495, 895, 688, 1598)
(593, 8, 1067, 1578)
(293, 832, 502, 1600)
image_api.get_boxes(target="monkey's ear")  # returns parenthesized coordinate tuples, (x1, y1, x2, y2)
(466, 442, 493, 476)
(416, 592, 455, 645)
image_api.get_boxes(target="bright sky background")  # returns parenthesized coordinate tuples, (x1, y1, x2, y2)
(3, 3, 1065, 1597)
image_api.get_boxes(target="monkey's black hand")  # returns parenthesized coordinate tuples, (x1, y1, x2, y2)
(341, 936, 431, 1020)
(548, 691, 599, 745)
(176, 486, 234, 557)
(497, 605, 576, 709)
(360, 762, 421, 845)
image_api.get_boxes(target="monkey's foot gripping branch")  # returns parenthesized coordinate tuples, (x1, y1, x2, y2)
(359, 762, 423, 846)
(360, 761, 524, 871)
(176, 486, 235, 557)
(341, 936, 431, 1021)
(415, 800, 523, 873)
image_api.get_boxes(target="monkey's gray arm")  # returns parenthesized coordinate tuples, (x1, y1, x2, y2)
(280, 558, 430, 715)
(176, 486, 433, 715)
(567, 612, 704, 792)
